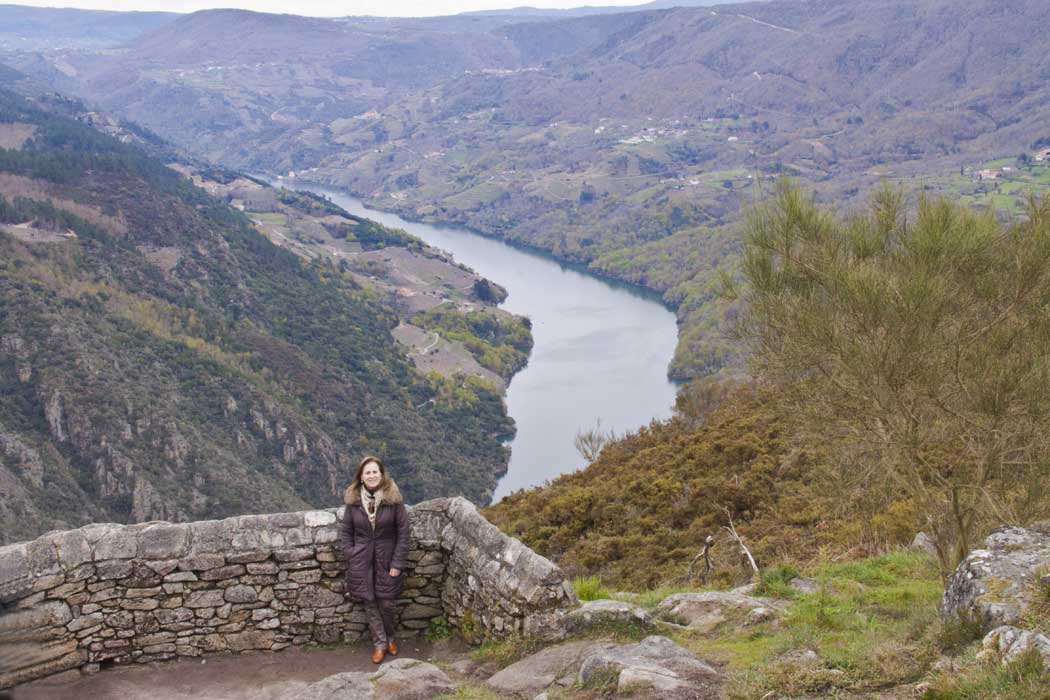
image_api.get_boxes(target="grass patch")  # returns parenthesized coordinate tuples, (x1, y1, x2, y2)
(923, 648, 1050, 700)
(753, 563, 801, 599)
(680, 550, 944, 698)
(616, 583, 695, 610)
(434, 683, 506, 700)
(469, 635, 545, 669)
(573, 575, 611, 601)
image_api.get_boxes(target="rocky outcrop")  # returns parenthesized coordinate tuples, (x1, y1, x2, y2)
(0, 497, 576, 689)
(294, 659, 455, 700)
(578, 635, 722, 698)
(941, 523, 1050, 631)
(657, 590, 789, 632)
(483, 635, 723, 699)
(486, 639, 616, 696)
(559, 599, 654, 637)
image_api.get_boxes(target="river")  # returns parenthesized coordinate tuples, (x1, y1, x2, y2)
(296, 185, 680, 501)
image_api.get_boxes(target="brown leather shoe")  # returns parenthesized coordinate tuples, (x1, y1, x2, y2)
(387, 639, 398, 656)
(371, 647, 385, 664)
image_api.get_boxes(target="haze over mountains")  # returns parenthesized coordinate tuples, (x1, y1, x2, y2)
(6, 0, 1046, 378)
(0, 4, 177, 50)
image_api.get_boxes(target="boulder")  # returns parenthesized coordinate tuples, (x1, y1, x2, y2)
(294, 671, 374, 700)
(977, 626, 1050, 670)
(559, 599, 654, 636)
(578, 635, 721, 698)
(486, 639, 615, 695)
(292, 660, 454, 700)
(788, 577, 820, 594)
(910, 532, 938, 557)
(941, 523, 1050, 631)
(657, 591, 788, 632)
(372, 658, 456, 699)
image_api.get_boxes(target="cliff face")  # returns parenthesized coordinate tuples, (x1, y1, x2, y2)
(0, 85, 516, 543)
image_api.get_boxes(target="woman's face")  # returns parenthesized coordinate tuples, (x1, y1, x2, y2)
(362, 462, 383, 490)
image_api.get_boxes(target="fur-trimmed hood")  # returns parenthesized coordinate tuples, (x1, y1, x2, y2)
(344, 478, 403, 506)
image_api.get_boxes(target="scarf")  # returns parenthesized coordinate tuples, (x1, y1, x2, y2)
(361, 485, 383, 530)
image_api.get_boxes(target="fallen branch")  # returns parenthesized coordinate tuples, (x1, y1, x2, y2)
(722, 507, 759, 580)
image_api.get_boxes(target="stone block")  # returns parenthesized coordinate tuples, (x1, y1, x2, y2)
(93, 528, 137, 561)
(200, 565, 246, 581)
(25, 537, 60, 577)
(185, 590, 225, 608)
(140, 524, 190, 560)
(144, 559, 179, 576)
(142, 643, 177, 655)
(163, 571, 198, 583)
(53, 530, 93, 569)
(178, 553, 226, 571)
(400, 604, 442, 621)
(31, 574, 65, 593)
(246, 561, 279, 575)
(289, 570, 322, 584)
(274, 548, 314, 563)
(270, 512, 304, 528)
(296, 585, 344, 608)
(282, 528, 312, 547)
(226, 550, 270, 564)
(313, 529, 339, 545)
(138, 631, 177, 646)
(67, 612, 104, 632)
(241, 575, 277, 585)
(226, 630, 275, 651)
(304, 510, 336, 527)
(187, 519, 232, 555)
(120, 598, 159, 611)
(224, 585, 258, 603)
(126, 586, 163, 599)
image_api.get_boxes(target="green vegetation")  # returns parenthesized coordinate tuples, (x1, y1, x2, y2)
(487, 184, 1050, 698)
(733, 181, 1050, 573)
(412, 305, 532, 380)
(0, 86, 516, 542)
(924, 651, 1050, 700)
(572, 575, 610, 602)
(486, 387, 867, 590)
(679, 552, 942, 696)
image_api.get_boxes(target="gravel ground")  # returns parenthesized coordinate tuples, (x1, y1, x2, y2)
(11, 640, 446, 700)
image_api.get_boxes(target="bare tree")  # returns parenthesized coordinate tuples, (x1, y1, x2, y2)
(684, 535, 716, 585)
(574, 419, 616, 463)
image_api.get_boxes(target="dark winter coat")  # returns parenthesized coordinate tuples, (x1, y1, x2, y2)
(340, 478, 410, 602)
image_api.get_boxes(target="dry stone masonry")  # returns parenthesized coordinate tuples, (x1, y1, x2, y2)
(0, 496, 577, 689)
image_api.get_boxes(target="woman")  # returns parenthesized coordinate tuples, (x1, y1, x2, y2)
(340, 455, 410, 664)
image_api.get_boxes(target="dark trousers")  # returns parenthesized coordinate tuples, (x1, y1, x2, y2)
(363, 598, 397, 649)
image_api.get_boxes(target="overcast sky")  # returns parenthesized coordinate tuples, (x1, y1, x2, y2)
(11, 0, 648, 17)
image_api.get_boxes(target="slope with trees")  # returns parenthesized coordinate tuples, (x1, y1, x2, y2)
(0, 86, 518, 544)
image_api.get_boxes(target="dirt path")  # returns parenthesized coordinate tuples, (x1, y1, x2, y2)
(12, 640, 459, 700)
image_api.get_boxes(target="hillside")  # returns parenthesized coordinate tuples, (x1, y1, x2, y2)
(485, 385, 859, 589)
(0, 4, 177, 50)
(0, 86, 521, 545)
(8, 0, 1049, 378)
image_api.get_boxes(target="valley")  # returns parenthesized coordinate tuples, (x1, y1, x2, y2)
(7, 0, 1048, 378)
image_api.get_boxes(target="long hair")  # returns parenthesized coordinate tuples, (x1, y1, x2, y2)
(351, 455, 388, 492)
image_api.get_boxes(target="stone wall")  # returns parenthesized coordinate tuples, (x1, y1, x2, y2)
(0, 497, 577, 689)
